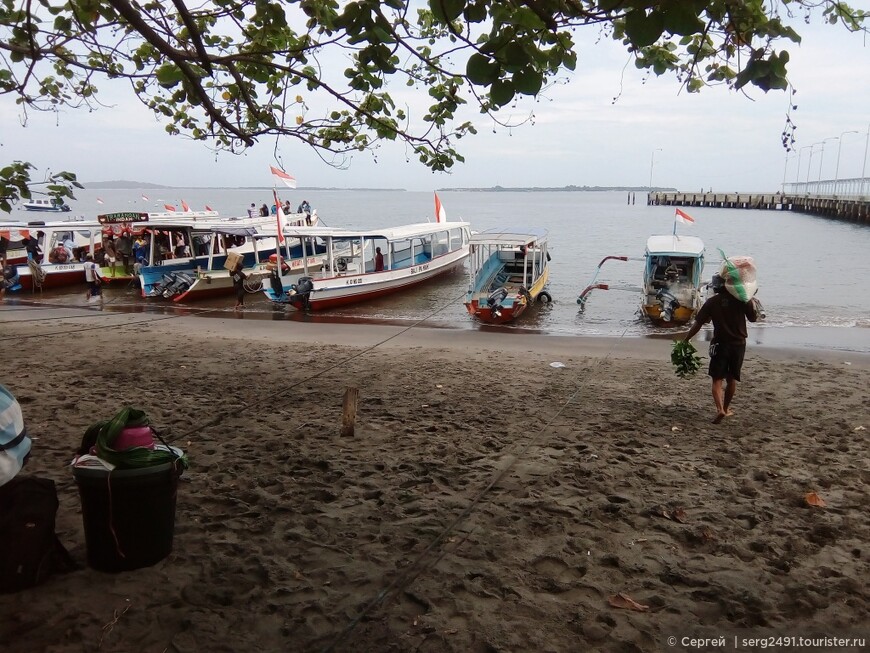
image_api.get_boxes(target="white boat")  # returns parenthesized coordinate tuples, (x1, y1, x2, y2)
(640, 234, 705, 326)
(110, 208, 319, 301)
(262, 220, 472, 310)
(172, 220, 325, 302)
(464, 227, 551, 323)
(22, 198, 71, 212)
(0, 220, 103, 292)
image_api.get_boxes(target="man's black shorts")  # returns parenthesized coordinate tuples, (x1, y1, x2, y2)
(708, 341, 746, 381)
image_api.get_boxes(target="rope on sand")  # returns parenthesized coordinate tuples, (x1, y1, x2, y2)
(320, 323, 633, 652)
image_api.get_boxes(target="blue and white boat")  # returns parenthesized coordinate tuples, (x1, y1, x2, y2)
(262, 221, 472, 310)
(22, 198, 71, 212)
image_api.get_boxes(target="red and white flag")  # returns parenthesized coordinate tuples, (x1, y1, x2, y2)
(141, 194, 149, 201)
(434, 192, 447, 223)
(164, 203, 176, 212)
(96, 197, 104, 205)
(273, 189, 285, 245)
(675, 208, 695, 225)
(181, 199, 191, 213)
(205, 205, 214, 212)
(270, 166, 297, 189)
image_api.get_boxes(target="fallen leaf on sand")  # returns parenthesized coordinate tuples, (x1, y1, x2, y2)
(671, 426, 682, 432)
(805, 492, 827, 508)
(672, 508, 687, 523)
(608, 593, 649, 612)
(854, 426, 866, 432)
(435, 384, 443, 388)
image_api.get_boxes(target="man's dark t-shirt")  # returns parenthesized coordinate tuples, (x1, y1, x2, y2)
(694, 292, 758, 344)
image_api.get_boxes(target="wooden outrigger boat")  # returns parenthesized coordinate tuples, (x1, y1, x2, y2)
(464, 227, 551, 324)
(262, 220, 472, 310)
(577, 235, 705, 327)
(639, 234, 705, 326)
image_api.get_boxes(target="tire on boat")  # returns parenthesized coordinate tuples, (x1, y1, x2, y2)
(537, 291, 553, 303)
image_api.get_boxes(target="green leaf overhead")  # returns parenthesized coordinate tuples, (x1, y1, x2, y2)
(0, 0, 867, 203)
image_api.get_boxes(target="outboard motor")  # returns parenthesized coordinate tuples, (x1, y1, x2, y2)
(1, 264, 20, 291)
(290, 276, 314, 310)
(487, 287, 509, 318)
(173, 272, 194, 295)
(160, 272, 193, 298)
(655, 287, 680, 322)
(149, 272, 175, 297)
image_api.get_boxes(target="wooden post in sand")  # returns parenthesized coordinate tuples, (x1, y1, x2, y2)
(340, 386, 359, 437)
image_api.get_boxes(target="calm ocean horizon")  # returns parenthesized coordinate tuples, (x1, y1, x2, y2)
(4, 187, 869, 353)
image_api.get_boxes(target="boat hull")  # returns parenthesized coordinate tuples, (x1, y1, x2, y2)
(642, 303, 696, 327)
(465, 298, 530, 324)
(286, 258, 465, 311)
(7, 263, 86, 292)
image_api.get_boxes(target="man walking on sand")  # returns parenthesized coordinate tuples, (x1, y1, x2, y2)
(683, 274, 761, 424)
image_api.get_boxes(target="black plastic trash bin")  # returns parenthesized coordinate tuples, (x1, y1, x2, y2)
(73, 461, 182, 572)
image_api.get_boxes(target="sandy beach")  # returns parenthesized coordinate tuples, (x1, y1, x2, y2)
(0, 306, 868, 653)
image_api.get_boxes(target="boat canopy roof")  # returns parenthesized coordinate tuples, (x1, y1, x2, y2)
(265, 221, 470, 241)
(469, 226, 548, 247)
(0, 218, 101, 230)
(645, 235, 705, 257)
(97, 210, 220, 223)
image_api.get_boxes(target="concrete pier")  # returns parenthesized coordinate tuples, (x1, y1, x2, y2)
(647, 191, 870, 225)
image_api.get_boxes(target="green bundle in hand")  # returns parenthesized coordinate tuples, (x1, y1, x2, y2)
(671, 340, 702, 378)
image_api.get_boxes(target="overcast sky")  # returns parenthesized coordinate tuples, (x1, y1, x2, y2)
(1, 16, 868, 193)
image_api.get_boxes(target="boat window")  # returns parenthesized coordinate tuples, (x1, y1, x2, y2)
(366, 237, 388, 272)
(449, 228, 464, 251)
(432, 230, 449, 257)
(390, 239, 412, 269)
(412, 236, 432, 263)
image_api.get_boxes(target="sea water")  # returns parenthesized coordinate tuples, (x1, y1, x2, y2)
(4, 188, 869, 352)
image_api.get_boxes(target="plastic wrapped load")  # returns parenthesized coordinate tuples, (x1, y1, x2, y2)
(719, 255, 757, 302)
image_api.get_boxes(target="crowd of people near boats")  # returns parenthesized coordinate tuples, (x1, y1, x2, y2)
(247, 199, 313, 224)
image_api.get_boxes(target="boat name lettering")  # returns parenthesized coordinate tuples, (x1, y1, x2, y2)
(345, 278, 363, 286)
(53, 264, 78, 271)
(98, 212, 149, 224)
(410, 263, 430, 274)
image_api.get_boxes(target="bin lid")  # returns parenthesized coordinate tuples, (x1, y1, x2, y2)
(0, 383, 32, 487)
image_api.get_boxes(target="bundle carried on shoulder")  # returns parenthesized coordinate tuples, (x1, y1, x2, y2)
(77, 406, 188, 470)
(717, 250, 758, 302)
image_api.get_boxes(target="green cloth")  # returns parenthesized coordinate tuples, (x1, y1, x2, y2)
(83, 406, 189, 470)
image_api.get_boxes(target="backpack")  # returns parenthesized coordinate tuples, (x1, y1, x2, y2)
(0, 476, 76, 593)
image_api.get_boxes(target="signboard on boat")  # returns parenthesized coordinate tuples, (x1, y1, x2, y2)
(97, 212, 149, 224)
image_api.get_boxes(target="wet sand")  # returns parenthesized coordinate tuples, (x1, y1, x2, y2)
(0, 308, 868, 652)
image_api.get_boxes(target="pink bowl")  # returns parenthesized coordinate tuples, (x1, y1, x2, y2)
(114, 425, 156, 450)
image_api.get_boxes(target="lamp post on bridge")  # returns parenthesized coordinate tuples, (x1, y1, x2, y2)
(816, 137, 840, 190)
(797, 145, 813, 192)
(648, 148, 662, 191)
(834, 130, 860, 197)
(862, 123, 870, 198)
(806, 142, 823, 190)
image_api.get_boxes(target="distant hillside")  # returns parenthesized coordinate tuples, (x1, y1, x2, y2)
(84, 180, 171, 189)
(83, 181, 406, 191)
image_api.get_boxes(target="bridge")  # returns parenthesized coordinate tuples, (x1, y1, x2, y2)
(647, 177, 870, 225)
